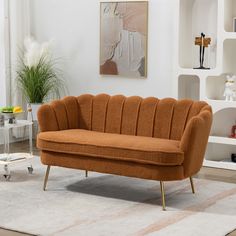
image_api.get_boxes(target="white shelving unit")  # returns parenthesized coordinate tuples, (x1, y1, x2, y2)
(176, 0, 236, 170)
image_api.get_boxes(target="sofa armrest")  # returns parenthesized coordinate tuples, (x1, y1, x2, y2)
(180, 109, 212, 178)
(37, 104, 59, 132)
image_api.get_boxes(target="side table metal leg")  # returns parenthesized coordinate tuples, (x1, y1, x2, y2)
(4, 129, 10, 161)
(29, 120, 33, 156)
(27, 120, 34, 174)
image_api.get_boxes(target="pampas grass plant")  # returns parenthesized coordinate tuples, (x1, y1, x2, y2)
(17, 37, 65, 103)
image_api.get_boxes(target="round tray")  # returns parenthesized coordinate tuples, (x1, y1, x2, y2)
(1, 112, 24, 119)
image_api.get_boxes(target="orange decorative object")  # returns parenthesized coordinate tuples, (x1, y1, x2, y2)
(195, 37, 211, 47)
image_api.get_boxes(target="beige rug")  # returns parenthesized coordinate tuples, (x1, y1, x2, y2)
(0, 157, 236, 236)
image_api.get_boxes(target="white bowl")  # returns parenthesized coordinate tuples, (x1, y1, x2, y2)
(1, 112, 24, 119)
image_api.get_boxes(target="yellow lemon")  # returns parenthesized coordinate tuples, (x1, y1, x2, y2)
(13, 106, 23, 113)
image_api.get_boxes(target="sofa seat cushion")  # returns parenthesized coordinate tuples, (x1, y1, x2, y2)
(37, 129, 184, 166)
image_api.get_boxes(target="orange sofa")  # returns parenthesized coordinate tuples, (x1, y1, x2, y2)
(37, 94, 212, 210)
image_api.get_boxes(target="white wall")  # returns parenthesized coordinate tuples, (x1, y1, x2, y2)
(8, 0, 30, 106)
(0, 0, 7, 106)
(30, 0, 178, 98)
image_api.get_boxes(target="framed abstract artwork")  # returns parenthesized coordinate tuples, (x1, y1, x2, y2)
(100, 1, 148, 78)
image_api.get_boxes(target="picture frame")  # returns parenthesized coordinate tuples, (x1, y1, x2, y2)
(100, 1, 148, 78)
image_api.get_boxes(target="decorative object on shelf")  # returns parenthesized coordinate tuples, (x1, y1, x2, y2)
(233, 17, 236, 32)
(16, 37, 66, 121)
(223, 75, 236, 102)
(100, 1, 148, 78)
(230, 123, 236, 138)
(231, 153, 236, 163)
(194, 33, 211, 70)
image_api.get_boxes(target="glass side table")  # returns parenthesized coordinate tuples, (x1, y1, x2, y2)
(0, 120, 34, 180)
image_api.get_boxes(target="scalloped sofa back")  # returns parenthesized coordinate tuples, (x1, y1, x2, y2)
(37, 94, 212, 210)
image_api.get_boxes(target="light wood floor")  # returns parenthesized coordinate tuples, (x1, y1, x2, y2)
(0, 141, 236, 236)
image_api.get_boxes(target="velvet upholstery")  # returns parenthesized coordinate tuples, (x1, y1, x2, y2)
(37, 94, 212, 181)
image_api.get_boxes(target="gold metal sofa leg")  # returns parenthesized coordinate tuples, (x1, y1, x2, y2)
(85, 170, 88, 178)
(160, 181, 166, 211)
(43, 165, 51, 191)
(190, 177, 195, 194)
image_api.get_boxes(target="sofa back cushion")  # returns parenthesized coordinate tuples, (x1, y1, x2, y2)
(73, 94, 210, 141)
(41, 94, 210, 140)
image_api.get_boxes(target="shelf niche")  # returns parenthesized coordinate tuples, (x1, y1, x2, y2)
(206, 75, 226, 100)
(224, 0, 236, 32)
(205, 142, 236, 164)
(178, 75, 200, 100)
(223, 39, 236, 74)
(179, 0, 217, 69)
(211, 108, 236, 137)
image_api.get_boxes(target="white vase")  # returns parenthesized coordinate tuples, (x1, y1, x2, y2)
(29, 103, 42, 121)
(27, 103, 42, 139)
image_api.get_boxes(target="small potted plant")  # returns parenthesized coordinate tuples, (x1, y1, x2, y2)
(17, 37, 65, 120)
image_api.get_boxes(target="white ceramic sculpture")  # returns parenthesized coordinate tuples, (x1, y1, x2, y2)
(224, 75, 236, 101)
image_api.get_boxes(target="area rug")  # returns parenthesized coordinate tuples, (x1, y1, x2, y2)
(0, 157, 236, 236)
